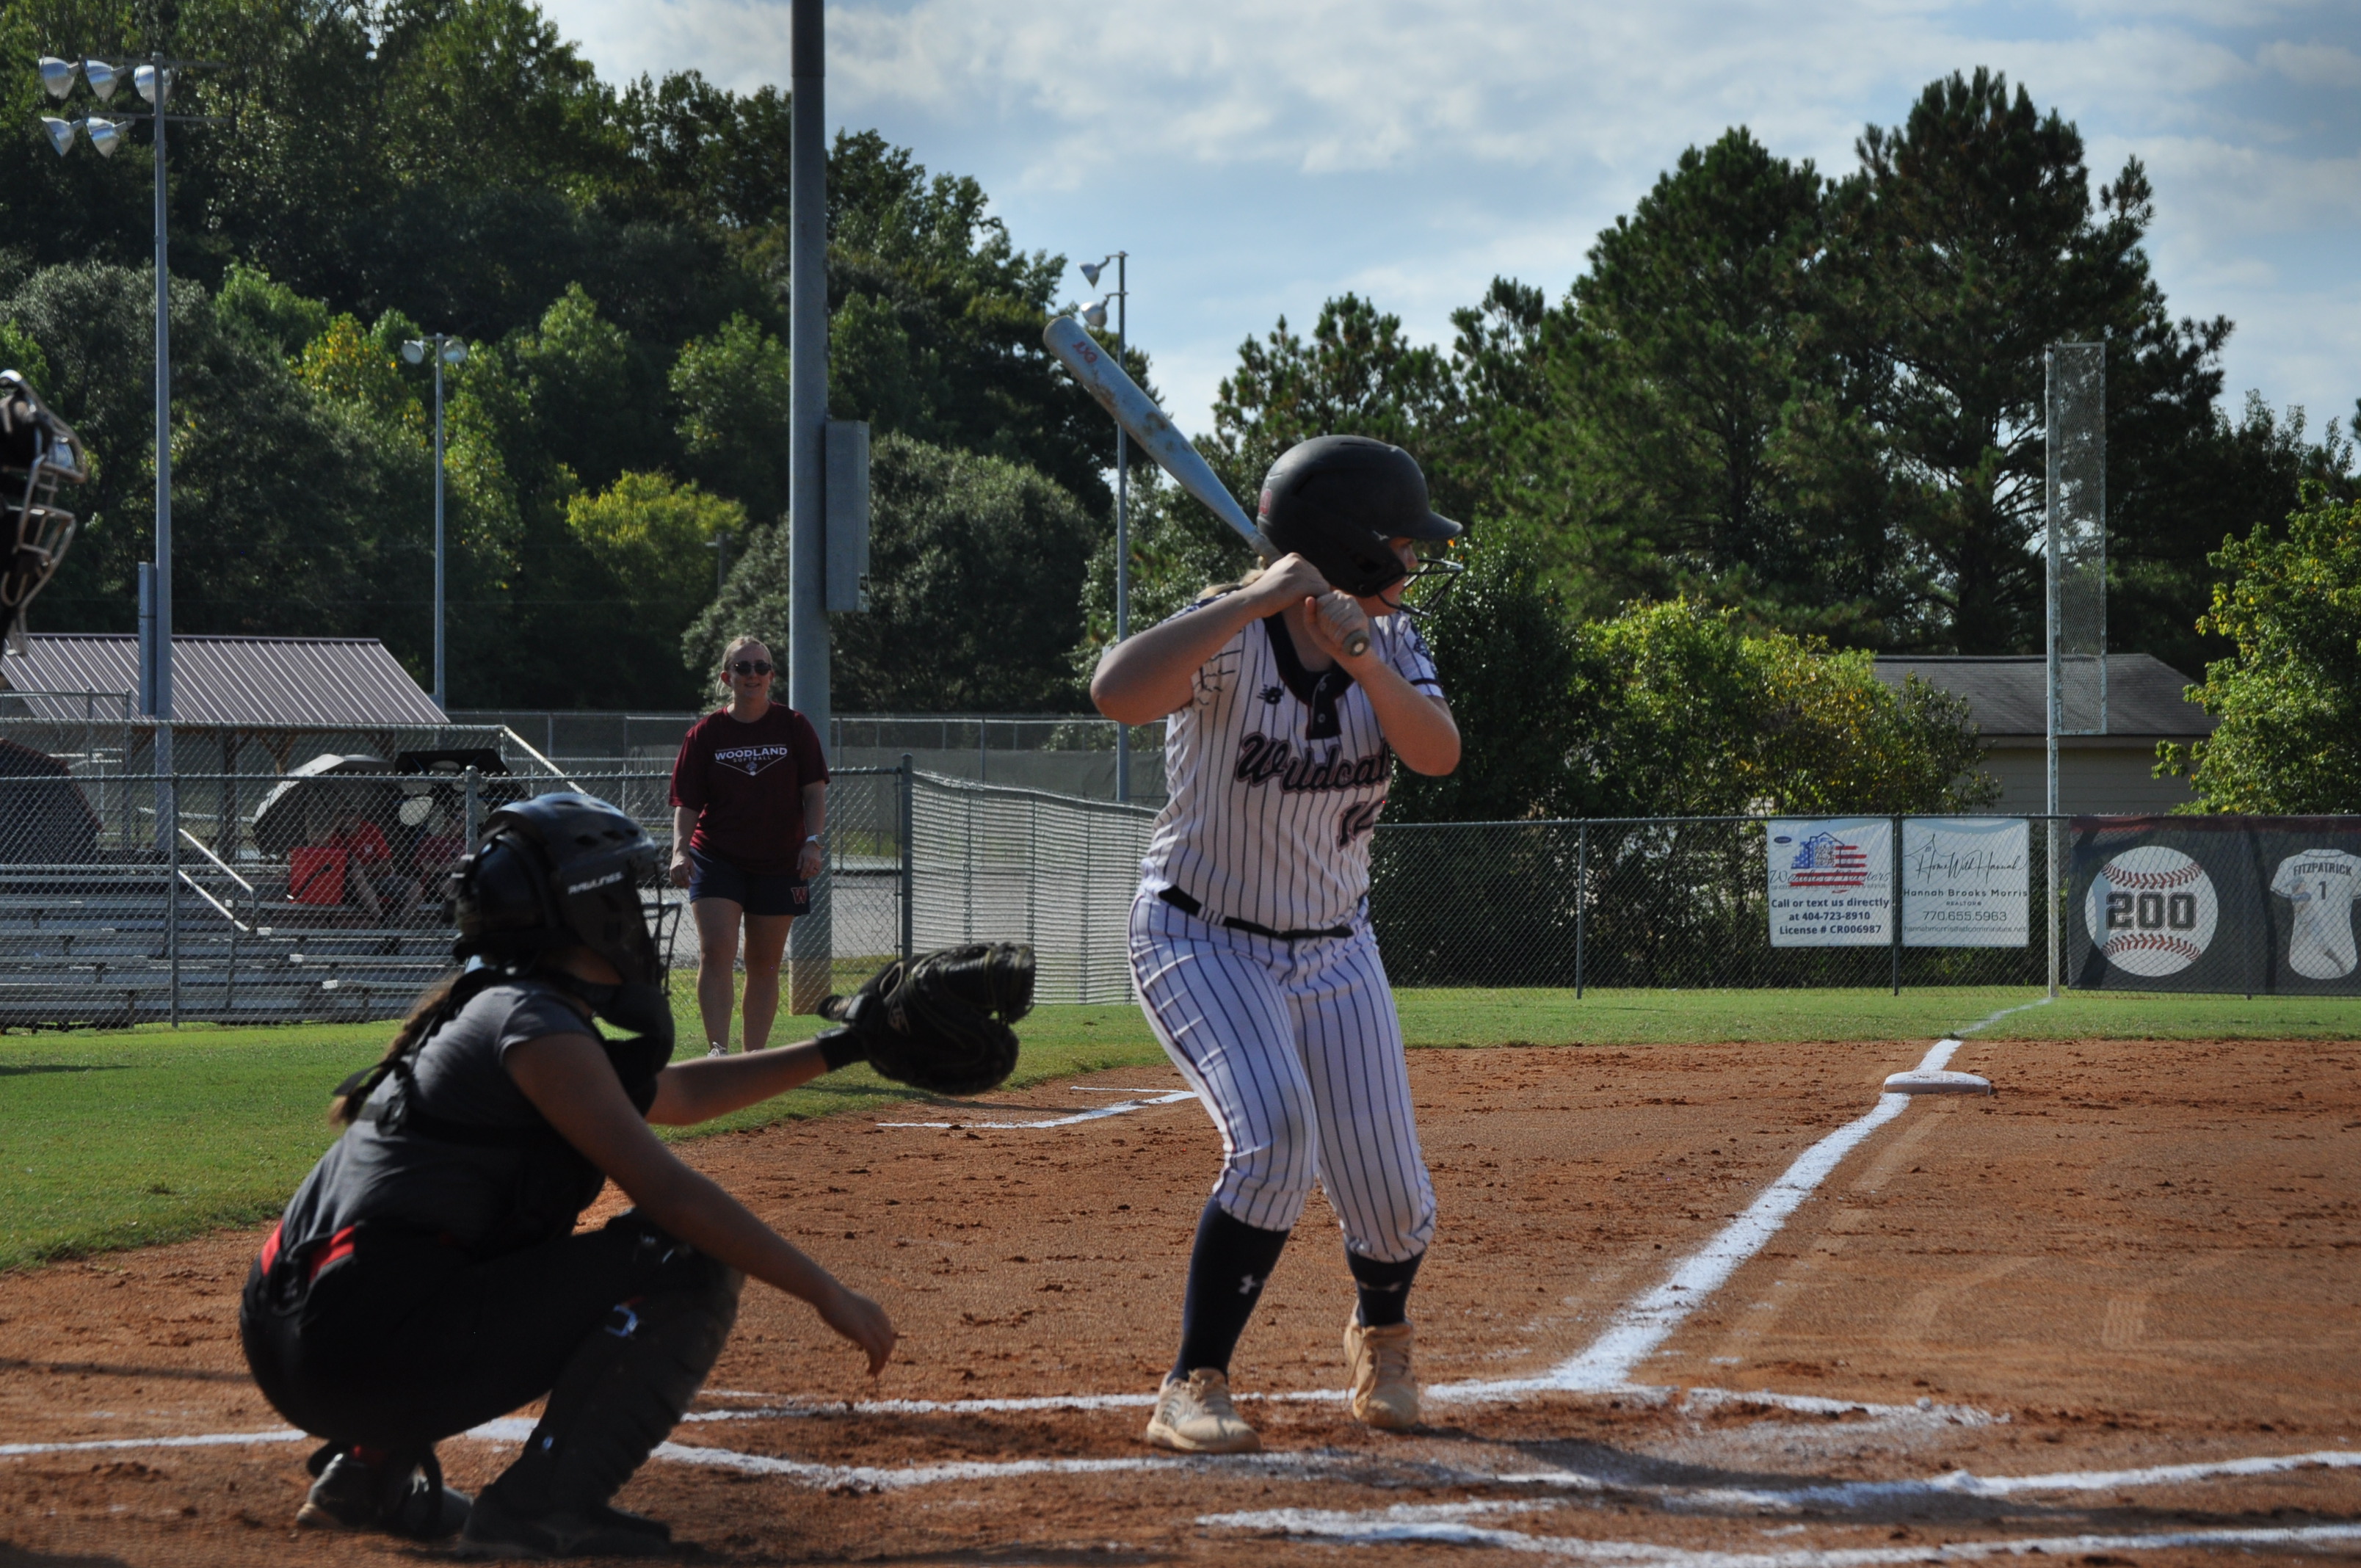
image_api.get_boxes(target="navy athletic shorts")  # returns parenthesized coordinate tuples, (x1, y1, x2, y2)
(686, 846, 808, 918)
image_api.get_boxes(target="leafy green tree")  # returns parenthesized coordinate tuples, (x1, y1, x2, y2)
(1531, 129, 1899, 638)
(687, 433, 1098, 711)
(1070, 474, 1257, 686)
(2161, 487, 2361, 813)
(1826, 68, 2228, 653)
(672, 313, 791, 526)
(1207, 293, 1459, 515)
(4, 261, 427, 649)
(1386, 540, 1587, 823)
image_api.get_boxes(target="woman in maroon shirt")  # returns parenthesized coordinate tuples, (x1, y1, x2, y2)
(667, 636, 830, 1056)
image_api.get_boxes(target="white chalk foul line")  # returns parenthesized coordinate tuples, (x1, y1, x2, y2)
(0, 1429, 308, 1458)
(1199, 1500, 2361, 1566)
(1434, 1039, 1959, 1401)
(878, 1089, 1197, 1130)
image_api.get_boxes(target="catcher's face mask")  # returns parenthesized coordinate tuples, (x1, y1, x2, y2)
(0, 371, 86, 647)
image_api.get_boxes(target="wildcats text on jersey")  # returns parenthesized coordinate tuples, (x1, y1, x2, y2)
(1234, 736, 1391, 792)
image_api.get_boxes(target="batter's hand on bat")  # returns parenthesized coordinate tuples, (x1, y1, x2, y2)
(1248, 553, 1334, 609)
(819, 1282, 898, 1376)
(1305, 591, 1374, 664)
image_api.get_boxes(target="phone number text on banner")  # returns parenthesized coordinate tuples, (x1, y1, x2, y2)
(1766, 818, 1893, 947)
(1902, 817, 2029, 948)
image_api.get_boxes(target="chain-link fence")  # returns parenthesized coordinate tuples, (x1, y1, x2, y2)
(1371, 817, 2060, 990)
(0, 763, 2093, 1028)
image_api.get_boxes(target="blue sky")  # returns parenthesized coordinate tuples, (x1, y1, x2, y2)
(543, 0, 2361, 446)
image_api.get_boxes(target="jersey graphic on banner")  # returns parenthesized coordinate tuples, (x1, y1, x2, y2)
(2083, 845, 2219, 977)
(2270, 849, 2361, 979)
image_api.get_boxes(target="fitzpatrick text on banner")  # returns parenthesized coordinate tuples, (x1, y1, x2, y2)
(1766, 818, 1893, 948)
(2069, 816, 2361, 994)
(1902, 818, 2030, 948)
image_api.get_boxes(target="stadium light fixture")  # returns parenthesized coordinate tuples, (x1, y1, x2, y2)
(1079, 259, 1103, 288)
(1081, 297, 1108, 330)
(27, 51, 226, 744)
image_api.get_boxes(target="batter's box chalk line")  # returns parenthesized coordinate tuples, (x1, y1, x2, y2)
(877, 1089, 1196, 1130)
(1196, 1500, 2361, 1567)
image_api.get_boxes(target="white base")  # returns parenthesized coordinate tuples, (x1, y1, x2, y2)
(1884, 1069, 1992, 1095)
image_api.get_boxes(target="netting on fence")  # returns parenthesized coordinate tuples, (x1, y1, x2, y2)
(907, 773, 1154, 1004)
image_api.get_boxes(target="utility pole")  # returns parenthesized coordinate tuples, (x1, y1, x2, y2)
(787, 0, 831, 1012)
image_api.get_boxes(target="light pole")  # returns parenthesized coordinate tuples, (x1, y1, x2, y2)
(38, 52, 221, 744)
(1078, 252, 1130, 801)
(400, 334, 467, 711)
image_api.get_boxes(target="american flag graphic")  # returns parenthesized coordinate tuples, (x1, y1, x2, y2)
(1788, 832, 1869, 888)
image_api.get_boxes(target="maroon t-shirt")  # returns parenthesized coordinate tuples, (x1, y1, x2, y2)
(668, 705, 830, 876)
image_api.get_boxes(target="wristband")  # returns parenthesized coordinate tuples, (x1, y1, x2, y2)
(816, 1028, 868, 1072)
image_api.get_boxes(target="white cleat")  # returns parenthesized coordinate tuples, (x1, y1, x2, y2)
(1343, 1317, 1418, 1430)
(1142, 1368, 1261, 1453)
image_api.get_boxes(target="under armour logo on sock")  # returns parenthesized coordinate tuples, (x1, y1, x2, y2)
(1238, 1274, 1261, 1295)
(1370, 1282, 1405, 1294)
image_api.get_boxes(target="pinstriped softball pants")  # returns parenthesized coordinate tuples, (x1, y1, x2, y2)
(1128, 892, 1436, 1262)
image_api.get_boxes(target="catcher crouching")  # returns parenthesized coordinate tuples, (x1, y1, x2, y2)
(237, 791, 1034, 1557)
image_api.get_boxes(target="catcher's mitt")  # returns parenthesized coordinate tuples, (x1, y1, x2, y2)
(818, 942, 1035, 1097)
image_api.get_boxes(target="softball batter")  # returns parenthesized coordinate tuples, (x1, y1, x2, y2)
(1091, 435, 1462, 1453)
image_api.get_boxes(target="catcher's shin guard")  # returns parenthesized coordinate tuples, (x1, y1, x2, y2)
(469, 1243, 741, 1552)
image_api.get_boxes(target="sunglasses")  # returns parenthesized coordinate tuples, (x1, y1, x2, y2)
(730, 659, 773, 676)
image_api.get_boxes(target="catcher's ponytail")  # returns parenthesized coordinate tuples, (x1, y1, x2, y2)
(327, 970, 469, 1124)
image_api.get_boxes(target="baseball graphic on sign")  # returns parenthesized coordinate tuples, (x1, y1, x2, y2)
(2083, 845, 2219, 976)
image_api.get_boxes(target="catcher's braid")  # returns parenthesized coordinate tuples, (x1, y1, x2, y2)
(816, 943, 1034, 1097)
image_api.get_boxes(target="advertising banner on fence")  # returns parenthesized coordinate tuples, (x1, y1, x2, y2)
(1902, 817, 2029, 948)
(2068, 816, 2361, 994)
(1766, 818, 1893, 946)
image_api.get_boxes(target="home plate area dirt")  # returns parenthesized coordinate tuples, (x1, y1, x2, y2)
(4, 1037, 2360, 1565)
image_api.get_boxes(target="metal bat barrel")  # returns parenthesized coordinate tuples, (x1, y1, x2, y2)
(1043, 315, 1370, 658)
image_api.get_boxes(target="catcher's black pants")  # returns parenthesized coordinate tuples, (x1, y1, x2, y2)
(240, 1211, 730, 1453)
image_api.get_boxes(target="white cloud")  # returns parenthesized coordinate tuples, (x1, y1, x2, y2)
(541, 0, 2361, 436)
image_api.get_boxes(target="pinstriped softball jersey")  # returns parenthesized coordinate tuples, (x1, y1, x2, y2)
(1139, 601, 1440, 933)
(1127, 598, 1441, 1261)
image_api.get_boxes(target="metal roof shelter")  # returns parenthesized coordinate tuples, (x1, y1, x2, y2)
(1872, 653, 2216, 813)
(0, 634, 449, 726)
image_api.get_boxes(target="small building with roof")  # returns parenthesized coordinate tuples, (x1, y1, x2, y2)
(1871, 653, 2216, 816)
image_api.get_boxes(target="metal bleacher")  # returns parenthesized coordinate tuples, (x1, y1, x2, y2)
(0, 862, 457, 1027)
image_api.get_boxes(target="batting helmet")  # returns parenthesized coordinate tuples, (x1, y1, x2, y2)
(450, 792, 667, 986)
(0, 370, 86, 647)
(1255, 435, 1462, 598)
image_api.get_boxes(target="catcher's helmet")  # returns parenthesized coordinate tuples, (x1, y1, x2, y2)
(451, 792, 665, 985)
(1255, 435, 1462, 598)
(0, 371, 86, 647)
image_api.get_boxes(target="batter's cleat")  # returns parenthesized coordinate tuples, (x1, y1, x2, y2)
(1142, 1368, 1261, 1454)
(455, 1490, 673, 1558)
(296, 1445, 471, 1540)
(1343, 1317, 1419, 1430)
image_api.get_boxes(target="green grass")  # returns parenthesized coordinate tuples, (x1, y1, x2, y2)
(3, 985, 2352, 1272)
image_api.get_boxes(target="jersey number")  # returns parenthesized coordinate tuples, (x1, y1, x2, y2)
(1337, 800, 1383, 848)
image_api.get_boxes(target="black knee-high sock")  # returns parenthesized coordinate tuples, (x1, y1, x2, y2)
(1172, 1200, 1291, 1379)
(1346, 1249, 1424, 1328)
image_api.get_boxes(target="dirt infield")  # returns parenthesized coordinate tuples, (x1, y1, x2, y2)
(4, 1031, 2359, 1565)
